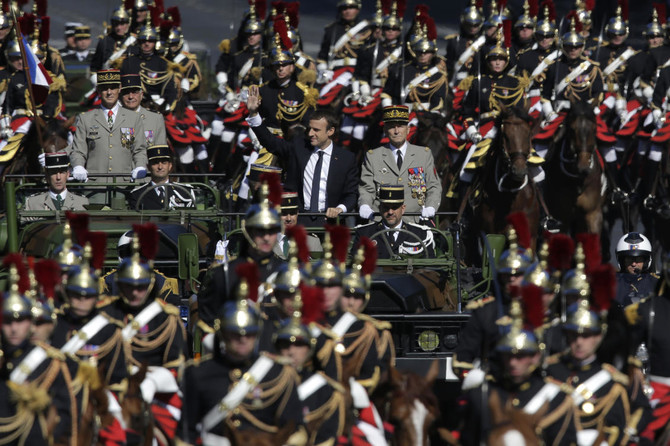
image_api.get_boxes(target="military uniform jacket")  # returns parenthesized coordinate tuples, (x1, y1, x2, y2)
(626, 292, 670, 378)
(318, 17, 370, 62)
(181, 351, 304, 442)
(614, 272, 658, 307)
(0, 377, 49, 445)
(102, 268, 181, 306)
(99, 297, 186, 371)
(351, 220, 435, 259)
(4, 70, 61, 118)
(23, 190, 89, 211)
(359, 143, 442, 222)
(383, 59, 448, 112)
(515, 45, 558, 92)
(312, 309, 381, 391)
(258, 77, 315, 130)
(121, 52, 177, 108)
(445, 32, 484, 86)
(132, 105, 167, 146)
(460, 374, 578, 446)
(51, 307, 128, 386)
(595, 43, 636, 94)
(5, 341, 76, 444)
(128, 180, 195, 210)
(542, 55, 603, 104)
(227, 45, 264, 90)
(198, 250, 285, 327)
(90, 32, 128, 73)
(297, 369, 347, 446)
(354, 38, 404, 86)
(168, 49, 202, 96)
(546, 355, 651, 444)
(651, 65, 670, 110)
(68, 105, 147, 178)
(462, 72, 525, 125)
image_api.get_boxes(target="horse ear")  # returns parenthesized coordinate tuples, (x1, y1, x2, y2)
(64, 115, 77, 129)
(390, 365, 404, 385)
(424, 359, 440, 387)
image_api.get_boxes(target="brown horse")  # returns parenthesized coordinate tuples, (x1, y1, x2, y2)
(0, 116, 74, 182)
(77, 367, 116, 446)
(543, 101, 604, 235)
(121, 364, 157, 446)
(372, 361, 442, 446)
(487, 388, 546, 446)
(225, 421, 296, 446)
(467, 106, 540, 262)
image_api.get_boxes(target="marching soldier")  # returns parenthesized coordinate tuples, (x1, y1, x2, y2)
(99, 224, 186, 441)
(445, 0, 484, 89)
(120, 25, 178, 112)
(625, 253, 670, 442)
(197, 175, 285, 328)
(68, 69, 148, 184)
(353, 184, 435, 259)
(2, 259, 76, 445)
(359, 105, 442, 224)
(381, 18, 448, 114)
(546, 274, 652, 445)
(511, 1, 536, 59)
(128, 0, 151, 35)
(119, 73, 167, 148)
(461, 298, 578, 446)
(181, 263, 306, 444)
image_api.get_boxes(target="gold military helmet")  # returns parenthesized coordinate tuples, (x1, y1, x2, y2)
(372, 0, 384, 28)
(342, 237, 377, 311)
(562, 243, 589, 299)
(574, 0, 593, 29)
(274, 225, 312, 295)
(605, 5, 628, 37)
(215, 263, 261, 336)
(644, 8, 664, 38)
(117, 223, 158, 305)
(244, 2, 264, 35)
(242, 174, 282, 247)
(495, 300, 539, 354)
(166, 26, 183, 47)
(535, 2, 557, 39)
(52, 221, 83, 274)
(411, 16, 438, 55)
(523, 242, 554, 293)
(5, 39, 20, 59)
(138, 25, 158, 42)
(461, 0, 484, 26)
(497, 228, 533, 276)
(514, 0, 535, 29)
(134, 0, 151, 11)
(562, 16, 585, 48)
(486, 26, 510, 64)
(337, 0, 362, 9)
(65, 243, 100, 298)
(274, 289, 314, 349)
(268, 16, 295, 66)
(0, 13, 10, 30)
(382, 1, 404, 30)
(2, 256, 33, 320)
(312, 226, 350, 287)
(563, 298, 602, 334)
(111, 6, 131, 23)
(484, 0, 511, 29)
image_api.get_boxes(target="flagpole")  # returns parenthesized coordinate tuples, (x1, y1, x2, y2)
(11, 9, 44, 150)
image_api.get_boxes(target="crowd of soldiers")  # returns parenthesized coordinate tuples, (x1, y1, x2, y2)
(3, 0, 670, 444)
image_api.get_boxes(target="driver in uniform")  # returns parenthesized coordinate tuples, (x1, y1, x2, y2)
(353, 184, 435, 259)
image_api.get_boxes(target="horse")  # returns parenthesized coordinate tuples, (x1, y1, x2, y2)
(77, 366, 116, 446)
(371, 361, 442, 446)
(465, 105, 540, 262)
(543, 101, 604, 236)
(0, 116, 74, 182)
(121, 364, 157, 446)
(224, 421, 296, 446)
(487, 388, 546, 446)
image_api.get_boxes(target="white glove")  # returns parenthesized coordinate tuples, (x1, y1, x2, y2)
(615, 97, 627, 121)
(421, 206, 436, 218)
(359, 82, 373, 106)
(38, 152, 45, 168)
(359, 204, 374, 220)
(180, 77, 190, 92)
(0, 115, 13, 139)
(381, 97, 392, 108)
(349, 377, 370, 409)
(653, 108, 664, 128)
(72, 165, 88, 181)
(89, 72, 97, 87)
(131, 166, 147, 180)
(216, 72, 228, 95)
(223, 91, 239, 113)
(318, 69, 334, 84)
(465, 125, 481, 143)
(541, 100, 558, 122)
(461, 367, 486, 390)
(643, 85, 654, 100)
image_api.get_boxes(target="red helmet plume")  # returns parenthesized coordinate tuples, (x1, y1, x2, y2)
(300, 284, 325, 324)
(236, 262, 259, 302)
(132, 222, 159, 261)
(285, 1, 299, 28)
(528, 0, 539, 18)
(259, 172, 283, 207)
(589, 264, 615, 313)
(85, 231, 107, 271)
(565, 10, 583, 33)
(167, 6, 181, 27)
(548, 234, 574, 271)
(502, 19, 512, 48)
(584, 0, 595, 11)
(506, 212, 531, 250)
(39, 16, 50, 43)
(396, 0, 407, 20)
(618, 0, 628, 21)
(521, 284, 545, 329)
(34, 259, 60, 300)
(251, 0, 267, 19)
(576, 233, 601, 272)
(124, 0, 134, 11)
(360, 237, 377, 276)
(3, 254, 29, 294)
(541, 0, 556, 21)
(273, 14, 292, 50)
(327, 225, 350, 266)
(66, 211, 89, 246)
(285, 225, 310, 264)
(35, 0, 47, 16)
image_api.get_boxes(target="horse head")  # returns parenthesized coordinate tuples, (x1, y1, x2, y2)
(121, 363, 154, 445)
(499, 104, 533, 182)
(487, 388, 546, 446)
(566, 100, 597, 175)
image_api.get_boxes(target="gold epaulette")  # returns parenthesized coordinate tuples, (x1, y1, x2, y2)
(218, 39, 231, 54)
(465, 295, 495, 310)
(297, 68, 317, 86)
(39, 342, 66, 362)
(354, 312, 392, 330)
(110, 57, 124, 69)
(49, 74, 67, 93)
(75, 359, 103, 390)
(624, 298, 647, 325)
(96, 294, 120, 308)
(250, 66, 262, 81)
(457, 75, 475, 92)
(444, 33, 458, 40)
(159, 299, 181, 316)
(7, 381, 51, 413)
(296, 81, 319, 108)
(602, 363, 630, 386)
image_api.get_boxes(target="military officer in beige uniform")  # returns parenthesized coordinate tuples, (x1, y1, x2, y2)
(359, 105, 442, 223)
(24, 152, 89, 212)
(119, 73, 167, 147)
(68, 69, 148, 183)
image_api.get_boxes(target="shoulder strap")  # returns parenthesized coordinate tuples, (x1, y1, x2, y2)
(571, 369, 612, 405)
(523, 381, 561, 414)
(9, 345, 49, 384)
(60, 314, 111, 355)
(297, 372, 328, 401)
(121, 300, 164, 341)
(556, 60, 591, 96)
(332, 20, 370, 55)
(450, 35, 486, 87)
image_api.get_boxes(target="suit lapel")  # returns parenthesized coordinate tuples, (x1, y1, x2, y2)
(382, 147, 399, 176)
(95, 108, 109, 129)
(404, 144, 418, 170)
(43, 194, 55, 210)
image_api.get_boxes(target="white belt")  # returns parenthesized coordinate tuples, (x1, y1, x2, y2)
(122, 300, 163, 341)
(60, 314, 110, 355)
(298, 373, 328, 401)
(10, 345, 48, 384)
(650, 374, 670, 386)
(329, 58, 357, 68)
(523, 382, 561, 414)
(528, 89, 541, 97)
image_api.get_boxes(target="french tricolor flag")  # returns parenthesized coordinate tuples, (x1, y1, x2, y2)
(22, 37, 52, 104)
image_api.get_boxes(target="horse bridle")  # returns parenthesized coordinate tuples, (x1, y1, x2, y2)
(559, 119, 596, 178)
(496, 118, 531, 192)
(123, 388, 153, 437)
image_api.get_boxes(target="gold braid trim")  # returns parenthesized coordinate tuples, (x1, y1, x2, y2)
(0, 383, 46, 445)
(304, 389, 346, 443)
(489, 79, 527, 112)
(408, 71, 447, 111)
(219, 39, 231, 54)
(457, 75, 474, 92)
(49, 74, 67, 93)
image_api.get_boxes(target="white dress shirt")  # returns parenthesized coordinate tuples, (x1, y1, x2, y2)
(49, 190, 68, 201)
(303, 143, 333, 212)
(383, 220, 403, 241)
(101, 102, 120, 126)
(390, 141, 407, 168)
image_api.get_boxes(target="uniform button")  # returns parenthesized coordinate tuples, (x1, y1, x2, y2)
(109, 133, 113, 137)
(6, 363, 12, 370)
(233, 408, 240, 415)
(512, 398, 519, 407)
(233, 420, 241, 427)
(232, 369, 242, 379)
(109, 144, 113, 148)
(109, 156, 113, 159)
(398, 177, 402, 182)
(109, 168, 112, 171)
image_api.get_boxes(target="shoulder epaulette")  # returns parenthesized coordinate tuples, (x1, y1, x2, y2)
(218, 39, 231, 54)
(96, 295, 120, 308)
(651, 272, 660, 279)
(465, 295, 495, 310)
(425, 146, 430, 152)
(602, 363, 630, 386)
(457, 75, 475, 92)
(354, 312, 392, 330)
(624, 298, 647, 325)
(444, 33, 458, 40)
(159, 300, 181, 316)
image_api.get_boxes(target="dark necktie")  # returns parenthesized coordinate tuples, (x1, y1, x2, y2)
(282, 237, 289, 257)
(310, 151, 324, 212)
(158, 187, 165, 205)
(397, 150, 403, 171)
(53, 195, 63, 210)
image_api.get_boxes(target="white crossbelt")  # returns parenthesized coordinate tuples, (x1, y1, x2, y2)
(10, 345, 48, 384)
(523, 382, 561, 414)
(199, 355, 275, 434)
(375, 46, 403, 74)
(105, 35, 136, 69)
(571, 369, 612, 406)
(60, 314, 110, 355)
(602, 48, 636, 77)
(238, 58, 255, 82)
(403, 66, 440, 99)
(122, 300, 163, 341)
(331, 20, 370, 55)
(529, 50, 561, 83)
(450, 35, 486, 87)
(298, 373, 328, 401)
(310, 311, 358, 339)
(556, 61, 591, 97)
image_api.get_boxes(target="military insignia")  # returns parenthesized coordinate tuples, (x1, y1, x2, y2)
(502, 89, 509, 95)
(381, 168, 388, 174)
(82, 344, 99, 352)
(371, 240, 377, 246)
(144, 130, 154, 145)
(482, 88, 487, 93)
(146, 71, 158, 79)
(252, 386, 263, 408)
(407, 167, 427, 206)
(120, 127, 135, 150)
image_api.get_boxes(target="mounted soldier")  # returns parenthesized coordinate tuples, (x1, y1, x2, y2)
(90, 7, 134, 79)
(445, 0, 484, 93)
(510, 0, 537, 67)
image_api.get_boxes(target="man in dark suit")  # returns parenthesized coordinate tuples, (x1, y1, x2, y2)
(352, 184, 435, 259)
(246, 84, 358, 226)
(128, 145, 195, 210)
